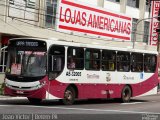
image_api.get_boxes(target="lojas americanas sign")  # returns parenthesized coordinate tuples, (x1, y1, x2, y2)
(57, 0, 132, 41)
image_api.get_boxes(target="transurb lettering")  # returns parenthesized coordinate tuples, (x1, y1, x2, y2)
(87, 74, 99, 79)
(123, 75, 134, 80)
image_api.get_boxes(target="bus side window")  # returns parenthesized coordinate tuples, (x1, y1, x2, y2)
(102, 50, 116, 71)
(52, 56, 62, 71)
(67, 47, 84, 70)
(117, 51, 130, 72)
(67, 57, 75, 69)
(48, 45, 65, 80)
(131, 53, 143, 72)
(144, 54, 156, 73)
(85, 49, 100, 70)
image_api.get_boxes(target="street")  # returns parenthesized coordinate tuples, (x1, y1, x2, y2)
(0, 94, 160, 120)
(0, 0, 160, 120)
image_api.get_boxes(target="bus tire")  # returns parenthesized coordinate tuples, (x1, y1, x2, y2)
(62, 87, 75, 105)
(121, 85, 132, 103)
(28, 98, 42, 104)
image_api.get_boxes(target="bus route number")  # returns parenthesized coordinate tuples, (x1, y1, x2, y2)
(66, 71, 81, 76)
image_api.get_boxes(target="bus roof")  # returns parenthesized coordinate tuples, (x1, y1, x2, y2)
(9, 37, 158, 55)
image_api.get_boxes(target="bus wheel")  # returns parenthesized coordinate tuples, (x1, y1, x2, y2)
(28, 98, 42, 104)
(62, 87, 75, 105)
(121, 85, 132, 103)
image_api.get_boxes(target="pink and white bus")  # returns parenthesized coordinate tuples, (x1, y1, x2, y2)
(4, 38, 158, 105)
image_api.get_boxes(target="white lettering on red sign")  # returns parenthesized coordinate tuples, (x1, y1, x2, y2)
(57, 0, 132, 41)
(149, 1, 160, 46)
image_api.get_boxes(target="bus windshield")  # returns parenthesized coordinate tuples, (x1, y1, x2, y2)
(6, 49, 46, 77)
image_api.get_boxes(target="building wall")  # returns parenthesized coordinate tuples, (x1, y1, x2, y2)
(0, 0, 150, 42)
(103, 0, 148, 43)
(0, 0, 6, 21)
(104, 1, 120, 13)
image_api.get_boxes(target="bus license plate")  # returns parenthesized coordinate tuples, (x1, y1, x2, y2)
(16, 90, 24, 94)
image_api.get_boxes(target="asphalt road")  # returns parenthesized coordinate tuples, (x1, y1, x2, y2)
(0, 94, 160, 120)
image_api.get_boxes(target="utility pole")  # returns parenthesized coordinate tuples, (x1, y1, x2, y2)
(133, 17, 153, 49)
(133, 15, 160, 50)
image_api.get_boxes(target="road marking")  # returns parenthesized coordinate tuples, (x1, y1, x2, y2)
(121, 102, 143, 105)
(0, 105, 160, 114)
(0, 97, 26, 100)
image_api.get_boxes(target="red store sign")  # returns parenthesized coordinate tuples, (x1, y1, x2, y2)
(149, 1, 160, 46)
(57, 0, 132, 41)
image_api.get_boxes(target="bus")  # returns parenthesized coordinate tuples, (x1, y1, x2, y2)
(4, 38, 158, 105)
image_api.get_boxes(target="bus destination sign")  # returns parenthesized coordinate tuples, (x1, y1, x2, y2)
(16, 41, 39, 47)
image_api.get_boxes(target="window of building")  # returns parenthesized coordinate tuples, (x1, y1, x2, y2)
(106, 0, 120, 3)
(85, 49, 100, 70)
(146, 0, 151, 11)
(102, 50, 116, 71)
(0, 36, 10, 73)
(67, 47, 84, 70)
(0, 45, 8, 73)
(143, 21, 150, 43)
(131, 18, 138, 42)
(144, 54, 156, 73)
(117, 52, 130, 72)
(131, 53, 143, 72)
(45, 0, 57, 28)
(127, 0, 139, 8)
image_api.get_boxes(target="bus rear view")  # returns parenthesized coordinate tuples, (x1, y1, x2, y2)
(4, 38, 47, 103)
